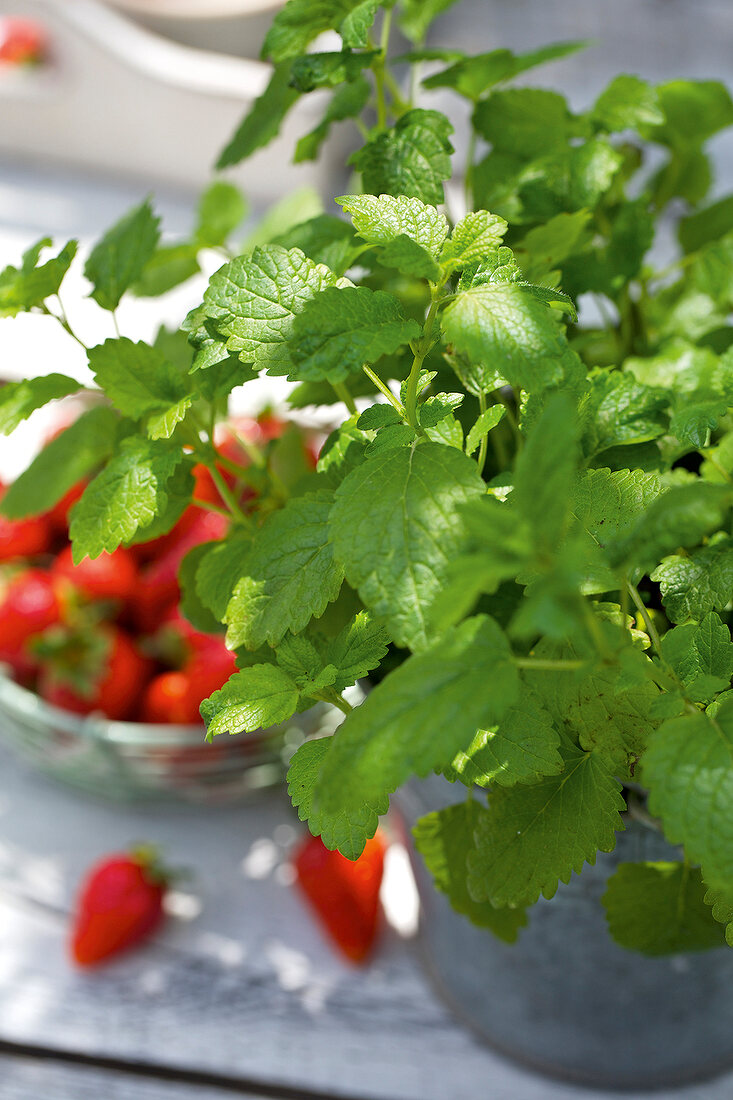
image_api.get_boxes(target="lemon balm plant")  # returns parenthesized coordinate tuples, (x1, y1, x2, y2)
(4, 0, 733, 979)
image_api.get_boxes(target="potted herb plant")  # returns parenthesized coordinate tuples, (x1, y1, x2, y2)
(3, 0, 733, 1086)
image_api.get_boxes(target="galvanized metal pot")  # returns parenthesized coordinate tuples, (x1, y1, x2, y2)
(398, 775, 733, 1090)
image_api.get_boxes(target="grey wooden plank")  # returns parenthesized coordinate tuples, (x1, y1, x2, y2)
(0, 1054, 272, 1100)
(1, 743, 733, 1100)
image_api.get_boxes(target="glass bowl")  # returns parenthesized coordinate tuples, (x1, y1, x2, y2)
(0, 670, 354, 804)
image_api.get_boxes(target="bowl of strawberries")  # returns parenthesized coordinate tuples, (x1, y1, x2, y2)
(0, 407, 340, 803)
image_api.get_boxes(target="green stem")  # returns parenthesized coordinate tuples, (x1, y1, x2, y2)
(476, 392, 489, 477)
(43, 302, 88, 350)
(332, 381, 357, 415)
(626, 581, 663, 655)
(404, 295, 440, 428)
(384, 68, 410, 115)
(362, 365, 406, 417)
(112, 309, 121, 339)
(319, 689, 354, 716)
(196, 450, 252, 528)
(512, 657, 586, 672)
(464, 127, 477, 213)
(191, 497, 231, 520)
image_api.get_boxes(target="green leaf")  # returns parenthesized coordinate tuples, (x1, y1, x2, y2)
(413, 802, 528, 940)
(704, 883, 733, 947)
(527, 641, 659, 773)
(69, 437, 185, 561)
(474, 88, 576, 159)
(324, 611, 390, 691)
(513, 391, 580, 555)
(649, 80, 733, 147)
(289, 49, 377, 92)
(295, 77, 371, 163)
(84, 199, 160, 311)
(194, 181, 247, 247)
(337, 192, 449, 254)
(195, 532, 252, 622)
(0, 406, 119, 520)
(652, 538, 733, 624)
(271, 214, 363, 276)
(516, 210, 593, 280)
(330, 442, 485, 650)
(444, 688, 562, 788)
(679, 195, 733, 254)
(643, 699, 733, 895)
(422, 41, 588, 101)
(465, 404, 506, 456)
(179, 542, 226, 635)
(217, 62, 300, 168)
(442, 281, 569, 394)
(339, 0, 380, 47)
(308, 615, 519, 855)
(289, 286, 421, 382)
(581, 371, 668, 457)
(357, 403, 401, 430)
(288, 737, 388, 861)
(591, 75, 664, 132)
(200, 246, 342, 376)
(0, 373, 81, 435)
(603, 863, 727, 956)
(605, 482, 733, 571)
(336, 192, 449, 279)
(132, 244, 200, 298)
(201, 664, 300, 738)
(0, 239, 77, 315)
(350, 109, 454, 206)
(468, 739, 625, 907)
(516, 140, 623, 222)
(659, 613, 733, 703)
(87, 338, 191, 421)
(225, 490, 344, 650)
(571, 467, 663, 592)
(440, 210, 508, 270)
(399, 0, 461, 43)
(262, 0, 369, 61)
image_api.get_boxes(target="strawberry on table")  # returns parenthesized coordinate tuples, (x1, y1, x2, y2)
(70, 848, 171, 967)
(294, 831, 387, 964)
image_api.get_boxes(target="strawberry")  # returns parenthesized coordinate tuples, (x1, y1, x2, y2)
(133, 511, 228, 633)
(0, 17, 47, 66)
(294, 831, 386, 964)
(0, 483, 52, 561)
(51, 544, 138, 605)
(46, 480, 87, 537)
(139, 671, 200, 725)
(38, 625, 152, 721)
(183, 635, 237, 704)
(70, 848, 170, 966)
(0, 567, 64, 677)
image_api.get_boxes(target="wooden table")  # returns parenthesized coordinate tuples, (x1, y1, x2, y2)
(1, 742, 732, 1100)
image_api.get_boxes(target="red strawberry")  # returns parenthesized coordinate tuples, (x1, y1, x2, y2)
(0, 18, 47, 66)
(51, 545, 138, 605)
(133, 511, 228, 634)
(183, 635, 237, 705)
(139, 671, 200, 725)
(46, 481, 87, 537)
(294, 832, 386, 964)
(0, 568, 64, 677)
(70, 849, 169, 966)
(39, 625, 152, 721)
(0, 483, 52, 561)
